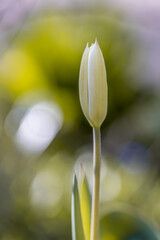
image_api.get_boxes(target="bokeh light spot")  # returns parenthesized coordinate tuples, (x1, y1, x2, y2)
(31, 169, 63, 211)
(15, 101, 63, 155)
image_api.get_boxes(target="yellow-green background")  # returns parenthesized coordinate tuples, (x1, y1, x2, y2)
(0, 2, 160, 239)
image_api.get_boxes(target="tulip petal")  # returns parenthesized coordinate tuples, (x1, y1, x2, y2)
(79, 43, 91, 123)
(88, 40, 108, 127)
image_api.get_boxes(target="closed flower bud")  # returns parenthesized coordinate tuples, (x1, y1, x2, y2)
(79, 39, 108, 127)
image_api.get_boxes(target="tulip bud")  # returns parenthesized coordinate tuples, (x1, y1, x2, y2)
(79, 39, 108, 127)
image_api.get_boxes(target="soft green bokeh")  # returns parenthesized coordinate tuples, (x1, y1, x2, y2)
(0, 6, 160, 240)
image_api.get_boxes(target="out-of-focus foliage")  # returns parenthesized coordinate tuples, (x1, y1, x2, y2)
(80, 175, 91, 240)
(71, 174, 85, 240)
(0, 2, 160, 240)
(100, 205, 160, 240)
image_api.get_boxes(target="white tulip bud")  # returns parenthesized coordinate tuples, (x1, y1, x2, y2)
(79, 39, 108, 127)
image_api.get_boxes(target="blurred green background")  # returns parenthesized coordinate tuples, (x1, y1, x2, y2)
(0, 0, 160, 239)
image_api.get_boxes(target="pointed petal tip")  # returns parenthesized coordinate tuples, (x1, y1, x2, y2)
(95, 37, 99, 45)
(86, 42, 89, 49)
(95, 38, 100, 48)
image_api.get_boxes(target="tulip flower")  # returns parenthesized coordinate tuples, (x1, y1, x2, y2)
(71, 40, 108, 240)
(79, 39, 108, 127)
(79, 40, 107, 240)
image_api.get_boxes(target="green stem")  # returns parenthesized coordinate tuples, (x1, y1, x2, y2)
(90, 127, 101, 240)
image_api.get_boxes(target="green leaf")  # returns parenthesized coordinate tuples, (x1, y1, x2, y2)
(71, 173, 85, 240)
(80, 174, 91, 240)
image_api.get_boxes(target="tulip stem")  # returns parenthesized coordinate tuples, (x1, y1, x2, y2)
(90, 127, 101, 240)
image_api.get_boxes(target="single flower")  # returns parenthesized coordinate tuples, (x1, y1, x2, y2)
(79, 39, 108, 127)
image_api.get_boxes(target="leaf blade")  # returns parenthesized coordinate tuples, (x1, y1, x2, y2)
(71, 173, 85, 240)
(80, 174, 91, 240)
